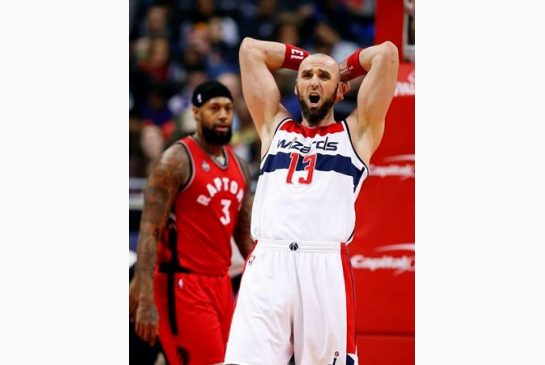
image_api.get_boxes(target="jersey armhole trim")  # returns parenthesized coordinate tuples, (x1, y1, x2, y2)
(260, 117, 293, 164)
(341, 119, 369, 177)
(177, 141, 194, 192)
(345, 229, 355, 244)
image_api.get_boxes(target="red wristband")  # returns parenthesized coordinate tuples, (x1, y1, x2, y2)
(346, 49, 367, 78)
(282, 43, 309, 71)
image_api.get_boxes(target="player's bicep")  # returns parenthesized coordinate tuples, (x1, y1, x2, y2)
(239, 39, 286, 138)
(351, 42, 398, 135)
(140, 145, 188, 232)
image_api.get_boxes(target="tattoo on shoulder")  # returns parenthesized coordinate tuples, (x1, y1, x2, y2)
(141, 144, 189, 224)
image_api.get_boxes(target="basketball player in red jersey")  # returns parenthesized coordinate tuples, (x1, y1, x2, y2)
(129, 80, 254, 365)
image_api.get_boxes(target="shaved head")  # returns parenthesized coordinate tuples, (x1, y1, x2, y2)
(298, 53, 340, 81)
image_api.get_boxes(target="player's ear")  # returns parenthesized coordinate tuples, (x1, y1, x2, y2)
(192, 106, 200, 121)
(336, 81, 349, 102)
(340, 81, 349, 95)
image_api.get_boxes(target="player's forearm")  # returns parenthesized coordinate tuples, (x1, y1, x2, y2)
(134, 186, 173, 296)
(340, 41, 399, 82)
(134, 228, 160, 294)
(233, 195, 254, 259)
(239, 37, 285, 72)
(234, 235, 254, 260)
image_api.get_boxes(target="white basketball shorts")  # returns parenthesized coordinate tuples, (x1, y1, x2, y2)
(224, 238, 358, 365)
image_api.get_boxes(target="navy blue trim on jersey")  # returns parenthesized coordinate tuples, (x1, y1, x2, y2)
(259, 117, 294, 164)
(346, 229, 355, 243)
(260, 152, 365, 191)
(340, 119, 369, 177)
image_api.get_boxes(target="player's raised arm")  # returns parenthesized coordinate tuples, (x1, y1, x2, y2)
(341, 42, 399, 164)
(132, 143, 189, 346)
(238, 37, 309, 152)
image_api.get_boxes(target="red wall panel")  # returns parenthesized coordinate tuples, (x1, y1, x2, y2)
(375, 0, 404, 51)
(350, 63, 415, 337)
(357, 335, 415, 365)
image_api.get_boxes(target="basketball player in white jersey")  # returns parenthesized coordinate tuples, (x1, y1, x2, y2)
(224, 37, 399, 365)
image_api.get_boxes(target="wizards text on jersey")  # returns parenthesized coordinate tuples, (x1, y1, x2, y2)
(277, 136, 339, 153)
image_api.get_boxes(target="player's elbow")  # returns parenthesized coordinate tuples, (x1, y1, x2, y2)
(381, 41, 399, 63)
(240, 37, 258, 58)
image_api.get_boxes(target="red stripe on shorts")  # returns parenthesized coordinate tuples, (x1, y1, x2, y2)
(341, 243, 356, 354)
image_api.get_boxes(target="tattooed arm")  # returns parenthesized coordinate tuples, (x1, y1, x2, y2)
(232, 155, 254, 260)
(130, 143, 189, 346)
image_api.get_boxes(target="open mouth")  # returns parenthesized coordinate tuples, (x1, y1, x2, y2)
(309, 94, 320, 104)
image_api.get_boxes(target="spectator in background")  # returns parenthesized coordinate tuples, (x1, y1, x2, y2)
(240, 0, 278, 40)
(229, 98, 261, 180)
(295, 0, 375, 48)
(312, 21, 359, 62)
(140, 84, 176, 142)
(129, 112, 147, 178)
(167, 62, 209, 144)
(217, 71, 261, 176)
(272, 12, 302, 46)
(144, 5, 171, 39)
(130, 113, 170, 179)
(178, 0, 240, 57)
(344, 0, 376, 46)
(167, 40, 208, 88)
(131, 4, 180, 69)
(207, 16, 239, 71)
(217, 71, 241, 101)
(138, 37, 172, 83)
(130, 3, 170, 41)
(140, 124, 165, 177)
(130, 67, 152, 120)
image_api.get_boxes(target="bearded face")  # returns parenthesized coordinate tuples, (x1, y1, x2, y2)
(194, 96, 234, 145)
(297, 84, 337, 126)
(201, 123, 233, 145)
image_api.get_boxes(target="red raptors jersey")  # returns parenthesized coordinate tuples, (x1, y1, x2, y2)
(157, 136, 247, 276)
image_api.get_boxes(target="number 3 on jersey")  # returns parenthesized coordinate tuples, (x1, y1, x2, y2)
(219, 199, 231, 225)
(286, 153, 316, 184)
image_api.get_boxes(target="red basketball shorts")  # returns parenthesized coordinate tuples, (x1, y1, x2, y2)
(154, 271, 234, 365)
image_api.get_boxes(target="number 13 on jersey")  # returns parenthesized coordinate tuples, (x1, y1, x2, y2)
(286, 153, 316, 184)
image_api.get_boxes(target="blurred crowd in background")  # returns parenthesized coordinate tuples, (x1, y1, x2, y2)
(129, 0, 387, 183)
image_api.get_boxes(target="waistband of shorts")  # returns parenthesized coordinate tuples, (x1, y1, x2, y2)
(254, 238, 346, 253)
(156, 263, 228, 278)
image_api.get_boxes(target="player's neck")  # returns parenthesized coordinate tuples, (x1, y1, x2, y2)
(301, 110, 336, 128)
(193, 134, 224, 157)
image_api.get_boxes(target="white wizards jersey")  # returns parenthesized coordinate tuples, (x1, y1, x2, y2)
(251, 118, 369, 243)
